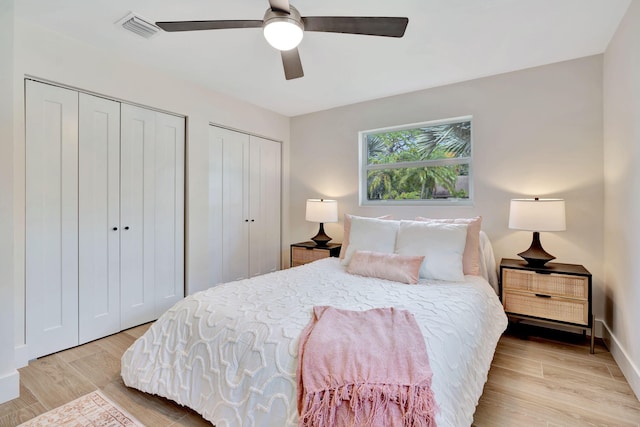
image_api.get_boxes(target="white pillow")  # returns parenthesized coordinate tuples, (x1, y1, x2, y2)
(341, 216, 400, 266)
(395, 220, 468, 281)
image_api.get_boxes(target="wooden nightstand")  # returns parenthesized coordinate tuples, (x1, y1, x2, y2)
(500, 258, 594, 354)
(290, 241, 341, 267)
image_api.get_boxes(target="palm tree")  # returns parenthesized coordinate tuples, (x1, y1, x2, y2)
(365, 122, 470, 200)
(366, 133, 409, 199)
(402, 166, 457, 199)
(417, 122, 471, 158)
(367, 169, 394, 200)
(412, 122, 470, 198)
(366, 134, 387, 163)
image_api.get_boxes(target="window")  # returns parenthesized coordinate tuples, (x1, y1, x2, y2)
(359, 116, 472, 205)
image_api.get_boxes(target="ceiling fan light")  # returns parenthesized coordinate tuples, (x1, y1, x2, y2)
(263, 20, 304, 51)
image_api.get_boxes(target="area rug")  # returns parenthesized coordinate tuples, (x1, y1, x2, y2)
(19, 390, 145, 427)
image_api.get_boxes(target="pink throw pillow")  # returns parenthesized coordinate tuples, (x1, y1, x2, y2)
(339, 214, 393, 260)
(415, 216, 482, 276)
(346, 251, 425, 284)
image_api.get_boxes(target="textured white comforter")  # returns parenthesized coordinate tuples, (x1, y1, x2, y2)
(121, 258, 507, 427)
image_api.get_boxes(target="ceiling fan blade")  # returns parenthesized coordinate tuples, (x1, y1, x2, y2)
(281, 48, 304, 80)
(156, 20, 263, 32)
(301, 16, 408, 37)
(269, 0, 290, 13)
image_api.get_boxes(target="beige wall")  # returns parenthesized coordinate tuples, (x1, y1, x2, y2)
(0, 0, 19, 404)
(603, 0, 640, 398)
(12, 19, 291, 365)
(290, 56, 604, 326)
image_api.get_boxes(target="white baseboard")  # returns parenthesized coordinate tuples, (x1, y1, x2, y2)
(0, 370, 19, 404)
(601, 319, 640, 400)
(14, 344, 29, 368)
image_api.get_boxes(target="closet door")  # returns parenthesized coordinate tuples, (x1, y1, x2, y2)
(78, 93, 121, 344)
(209, 126, 281, 284)
(248, 136, 281, 277)
(120, 105, 185, 329)
(154, 112, 185, 315)
(25, 80, 79, 358)
(208, 128, 224, 285)
(208, 126, 250, 283)
(120, 104, 156, 329)
(222, 129, 251, 282)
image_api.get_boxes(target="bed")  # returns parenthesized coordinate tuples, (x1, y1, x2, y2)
(121, 220, 508, 427)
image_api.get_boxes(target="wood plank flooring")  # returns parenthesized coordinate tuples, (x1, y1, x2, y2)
(1, 323, 638, 426)
(473, 324, 640, 427)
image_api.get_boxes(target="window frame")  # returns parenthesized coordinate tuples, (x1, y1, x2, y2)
(359, 115, 474, 206)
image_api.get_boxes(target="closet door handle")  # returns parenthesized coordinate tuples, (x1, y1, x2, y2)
(112, 227, 118, 231)
(124, 226, 130, 230)
(245, 219, 249, 222)
(251, 219, 255, 222)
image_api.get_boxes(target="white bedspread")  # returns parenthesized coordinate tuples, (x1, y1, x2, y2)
(121, 258, 507, 427)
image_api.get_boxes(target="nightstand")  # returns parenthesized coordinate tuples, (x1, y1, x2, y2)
(500, 258, 594, 354)
(290, 241, 341, 267)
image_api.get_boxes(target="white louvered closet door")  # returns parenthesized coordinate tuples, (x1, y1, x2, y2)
(248, 136, 281, 277)
(78, 93, 121, 345)
(25, 81, 79, 358)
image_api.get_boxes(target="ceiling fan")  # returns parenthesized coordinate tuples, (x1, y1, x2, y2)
(155, 0, 409, 80)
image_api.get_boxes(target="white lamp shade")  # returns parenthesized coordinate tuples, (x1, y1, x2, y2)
(263, 20, 304, 51)
(305, 199, 338, 223)
(509, 198, 566, 232)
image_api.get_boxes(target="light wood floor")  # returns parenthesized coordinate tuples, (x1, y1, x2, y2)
(1, 323, 638, 427)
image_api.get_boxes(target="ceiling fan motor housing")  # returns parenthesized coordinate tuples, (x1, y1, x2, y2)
(263, 5, 304, 50)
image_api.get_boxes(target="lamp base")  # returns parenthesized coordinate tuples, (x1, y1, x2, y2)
(518, 231, 556, 268)
(311, 223, 332, 247)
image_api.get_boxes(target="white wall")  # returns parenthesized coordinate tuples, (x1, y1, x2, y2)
(603, 0, 640, 399)
(12, 19, 291, 365)
(0, 0, 20, 404)
(290, 56, 605, 327)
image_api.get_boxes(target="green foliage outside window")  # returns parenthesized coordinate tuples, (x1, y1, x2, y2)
(363, 119, 472, 202)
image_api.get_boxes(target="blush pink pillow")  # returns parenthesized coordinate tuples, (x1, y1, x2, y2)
(346, 251, 425, 284)
(415, 216, 482, 276)
(339, 214, 393, 260)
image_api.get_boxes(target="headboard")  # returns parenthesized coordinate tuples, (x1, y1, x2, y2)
(478, 231, 499, 294)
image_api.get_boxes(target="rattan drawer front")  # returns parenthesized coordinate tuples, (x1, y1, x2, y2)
(504, 291, 589, 325)
(291, 247, 330, 266)
(502, 269, 588, 300)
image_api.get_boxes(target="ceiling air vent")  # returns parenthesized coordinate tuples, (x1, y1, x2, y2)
(117, 12, 160, 39)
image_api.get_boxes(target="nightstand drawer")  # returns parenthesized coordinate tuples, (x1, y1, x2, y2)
(291, 246, 330, 266)
(503, 291, 589, 325)
(290, 242, 342, 267)
(503, 269, 588, 300)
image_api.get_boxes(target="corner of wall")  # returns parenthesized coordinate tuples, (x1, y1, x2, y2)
(601, 320, 640, 400)
(602, 0, 640, 404)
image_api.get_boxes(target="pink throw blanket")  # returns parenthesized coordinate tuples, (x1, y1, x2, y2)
(297, 306, 438, 427)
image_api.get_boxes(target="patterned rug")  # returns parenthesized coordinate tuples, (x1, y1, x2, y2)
(19, 390, 145, 427)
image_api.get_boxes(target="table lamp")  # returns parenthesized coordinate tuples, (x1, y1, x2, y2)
(305, 199, 338, 246)
(508, 198, 566, 268)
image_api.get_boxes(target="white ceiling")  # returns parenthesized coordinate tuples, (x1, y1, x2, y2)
(15, 0, 631, 117)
